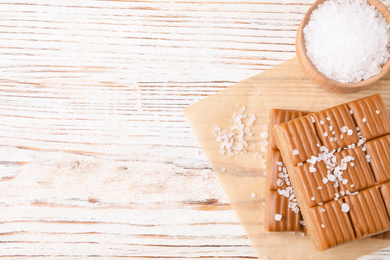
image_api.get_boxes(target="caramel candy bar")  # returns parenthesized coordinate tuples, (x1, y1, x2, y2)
(274, 94, 390, 251)
(265, 109, 308, 232)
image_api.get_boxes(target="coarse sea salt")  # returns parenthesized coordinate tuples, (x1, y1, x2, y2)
(304, 0, 390, 83)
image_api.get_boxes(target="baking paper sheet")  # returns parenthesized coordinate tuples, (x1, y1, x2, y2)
(184, 57, 390, 259)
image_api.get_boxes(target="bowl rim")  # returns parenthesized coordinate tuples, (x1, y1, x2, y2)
(296, 0, 390, 92)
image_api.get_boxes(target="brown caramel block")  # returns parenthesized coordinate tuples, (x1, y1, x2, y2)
(308, 200, 355, 251)
(373, 231, 390, 239)
(268, 150, 289, 190)
(265, 109, 309, 233)
(273, 114, 321, 166)
(365, 135, 390, 183)
(265, 190, 304, 232)
(379, 182, 390, 218)
(344, 187, 390, 239)
(274, 94, 390, 251)
(348, 94, 390, 141)
(312, 104, 359, 150)
(334, 147, 375, 193)
(270, 109, 308, 150)
(293, 161, 339, 207)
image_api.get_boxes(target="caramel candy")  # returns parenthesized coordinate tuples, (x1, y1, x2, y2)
(274, 94, 390, 251)
(265, 109, 307, 232)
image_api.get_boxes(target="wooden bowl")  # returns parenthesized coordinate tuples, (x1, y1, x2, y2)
(296, 0, 390, 93)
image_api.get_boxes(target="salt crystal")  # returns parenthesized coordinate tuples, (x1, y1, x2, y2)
(275, 214, 282, 221)
(311, 196, 315, 201)
(322, 177, 328, 184)
(342, 203, 350, 212)
(320, 120, 325, 125)
(341, 126, 348, 133)
(321, 224, 325, 228)
(311, 116, 316, 123)
(298, 162, 303, 166)
(320, 208, 326, 212)
(376, 110, 381, 114)
(300, 220, 306, 226)
(350, 110, 353, 114)
(293, 149, 299, 155)
(303, 0, 390, 83)
(326, 116, 331, 121)
(261, 131, 269, 139)
(323, 131, 328, 137)
(347, 129, 353, 136)
(309, 165, 316, 173)
(362, 117, 367, 123)
(251, 193, 256, 198)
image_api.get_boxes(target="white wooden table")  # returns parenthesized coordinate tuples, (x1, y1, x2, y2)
(1, 0, 390, 258)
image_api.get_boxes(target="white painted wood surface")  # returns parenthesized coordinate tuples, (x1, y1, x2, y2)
(1, 0, 390, 258)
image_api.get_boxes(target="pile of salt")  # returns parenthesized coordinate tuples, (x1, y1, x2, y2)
(304, 0, 390, 83)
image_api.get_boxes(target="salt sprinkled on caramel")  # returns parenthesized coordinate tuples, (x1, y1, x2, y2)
(342, 203, 350, 212)
(293, 149, 299, 155)
(275, 214, 282, 221)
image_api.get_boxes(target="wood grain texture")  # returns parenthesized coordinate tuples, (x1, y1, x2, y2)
(1, 0, 390, 258)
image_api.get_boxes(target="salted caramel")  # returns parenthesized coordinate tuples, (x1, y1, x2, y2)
(274, 94, 390, 251)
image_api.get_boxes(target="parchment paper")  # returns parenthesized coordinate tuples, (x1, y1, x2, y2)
(184, 57, 390, 259)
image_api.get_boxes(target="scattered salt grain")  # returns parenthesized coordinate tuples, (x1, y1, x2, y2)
(347, 129, 353, 136)
(320, 208, 326, 212)
(275, 214, 282, 221)
(322, 177, 328, 184)
(320, 120, 325, 125)
(321, 224, 325, 228)
(376, 110, 381, 114)
(350, 110, 353, 114)
(341, 126, 348, 133)
(311, 196, 315, 201)
(251, 193, 256, 198)
(261, 131, 269, 139)
(300, 220, 306, 226)
(298, 162, 303, 166)
(303, 0, 390, 83)
(362, 117, 367, 123)
(293, 149, 299, 155)
(326, 116, 331, 121)
(342, 203, 350, 212)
